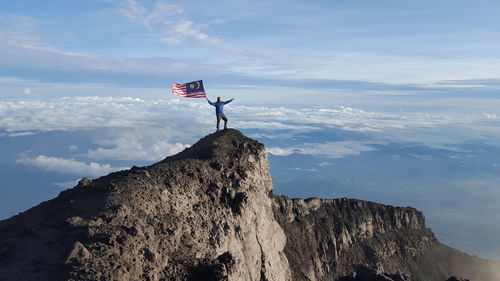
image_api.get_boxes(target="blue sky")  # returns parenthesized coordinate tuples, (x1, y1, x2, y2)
(1, 0, 500, 260)
(2, 0, 500, 101)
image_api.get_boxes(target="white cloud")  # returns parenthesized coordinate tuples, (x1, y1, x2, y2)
(233, 120, 317, 131)
(0, 97, 214, 162)
(68, 145, 79, 151)
(85, 128, 190, 161)
(0, 96, 216, 136)
(3, 9, 500, 91)
(1, 96, 500, 162)
(0, 40, 220, 79)
(0, 14, 40, 45)
(7, 131, 34, 137)
(482, 113, 498, 120)
(267, 147, 294, 156)
(408, 154, 435, 161)
(119, 0, 207, 45)
(231, 104, 468, 138)
(115, 0, 279, 64)
(0, 13, 225, 86)
(23, 88, 32, 95)
(305, 168, 318, 172)
(293, 52, 500, 84)
(53, 180, 79, 189)
(16, 155, 127, 177)
(3, 3, 500, 89)
(269, 141, 379, 159)
(118, 0, 224, 47)
(0, 96, 164, 132)
(0, 97, 489, 137)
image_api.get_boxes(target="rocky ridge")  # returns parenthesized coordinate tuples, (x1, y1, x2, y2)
(0, 129, 498, 281)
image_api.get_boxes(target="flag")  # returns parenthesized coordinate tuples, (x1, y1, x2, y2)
(171, 80, 206, 98)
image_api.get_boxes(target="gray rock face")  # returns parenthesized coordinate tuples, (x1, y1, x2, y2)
(445, 277, 470, 281)
(0, 129, 498, 281)
(273, 181, 500, 280)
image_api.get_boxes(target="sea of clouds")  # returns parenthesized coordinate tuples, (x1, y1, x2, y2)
(1, 96, 500, 259)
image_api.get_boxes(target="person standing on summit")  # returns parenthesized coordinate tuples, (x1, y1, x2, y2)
(207, 97, 234, 131)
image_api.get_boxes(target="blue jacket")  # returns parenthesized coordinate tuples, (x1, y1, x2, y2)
(208, 99, 233, 115)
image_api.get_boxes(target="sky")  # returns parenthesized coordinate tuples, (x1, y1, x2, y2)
(1, 0, 500, 259)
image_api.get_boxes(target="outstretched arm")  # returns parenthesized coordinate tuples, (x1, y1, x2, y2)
(223, 98, 234, 105)
(207, 98, 215, 106)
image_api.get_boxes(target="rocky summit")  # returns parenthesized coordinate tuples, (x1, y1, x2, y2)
(0, 129, 499, 281)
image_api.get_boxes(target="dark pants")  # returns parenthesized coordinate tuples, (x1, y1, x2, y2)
(216, 114, 228, 130)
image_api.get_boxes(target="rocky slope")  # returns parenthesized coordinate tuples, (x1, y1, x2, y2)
(0, 129, 498, 281)
(273, 197, 499, 281)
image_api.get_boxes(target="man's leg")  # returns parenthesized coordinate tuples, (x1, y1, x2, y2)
(216, 114, 221, 131)
(222, 115, 228, 129)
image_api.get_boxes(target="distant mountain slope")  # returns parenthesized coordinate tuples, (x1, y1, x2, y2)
(273, 196, 499, 281)
(0, 129, 498, 281)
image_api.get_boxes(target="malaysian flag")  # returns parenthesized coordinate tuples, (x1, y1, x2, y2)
(171, 80, 206, 98)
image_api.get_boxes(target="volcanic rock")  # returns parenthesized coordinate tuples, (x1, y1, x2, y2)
(0, 129, 498, 281)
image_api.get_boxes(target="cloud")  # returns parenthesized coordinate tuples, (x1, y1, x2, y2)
(0, 96, 164, 132)
(0, 14, 40, 45)
(53, 180, 79, 189)
(0, 40, 227, 86)
(233, 120, 317, 131)
(435, 79, 500, 89)
(268, 141, 379, 159)
(68, 145, 79, 151)
(0, 96, 206, 161)
(293, 51, 500, 84)
(7, 131, 34, 137)
(3, 11, 500, 93)
(0, 13, 238, 86)
(85, 128, 190, 161)
(118, 0, 214, 45)
(116, 0, 267, 58)
(482, 113, 498, 120)
(285, 167, 318, 172)
(16, 155, 127, 177)
(232, 104, 467, 136)
(0, 97, 404, 134)
(3, 1, 500, 91)
(267, 147, 293, 156)
(408, 153, 434, 161)
(1, 96, 500, 162)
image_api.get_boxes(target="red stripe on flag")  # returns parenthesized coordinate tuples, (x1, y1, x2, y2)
(177, 92, 206, 97)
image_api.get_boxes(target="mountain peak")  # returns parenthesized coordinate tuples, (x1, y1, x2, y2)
(1, 130, 498, 281)
(159, 129, 264, 163)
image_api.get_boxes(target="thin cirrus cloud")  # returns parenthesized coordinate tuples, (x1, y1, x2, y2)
(116, 0, 278, 59)
(0, 42, 228, 87)
(110, 0, 500, 84)
(111, 0, 291, 85)
(118, 0, 213, 45)
(0, 12, 232, 87)
(2, 1, 500, 91)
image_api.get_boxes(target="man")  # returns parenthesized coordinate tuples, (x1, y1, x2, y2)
(207, 97, 234, 131)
